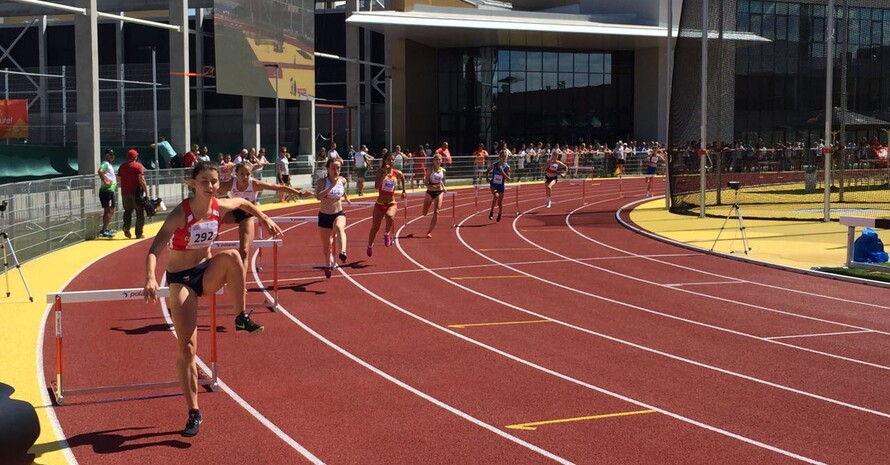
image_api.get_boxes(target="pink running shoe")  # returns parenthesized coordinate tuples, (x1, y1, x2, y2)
(426, 232, 432, 238)
(384, 233, 392, 247)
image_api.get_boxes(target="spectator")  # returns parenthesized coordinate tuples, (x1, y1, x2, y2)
(277, 147, 292, 202)
(328, 142, 341, 162)
(354, 144, 374, 196)
(435, 141, 452, 167)
(473, 143, 489, 185)
(182, 144, 198, 168)
(197, 146, 211, 163)
(150, 136, 176, 169)
(97, 149, 117, 238)
(118, 149, 149, 239)
(234, 149, 247, 164)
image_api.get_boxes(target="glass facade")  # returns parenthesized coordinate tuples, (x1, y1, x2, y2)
(735, 0, 890, 145)
(437, 48, 634, 154)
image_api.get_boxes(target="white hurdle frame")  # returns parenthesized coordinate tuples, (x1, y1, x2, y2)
(840, 216, 890, 271)
(473, 183, 521, 215)
(404, 191, 457, 227)
(46, 287, 223, 405)
(211, 239, 282, 307)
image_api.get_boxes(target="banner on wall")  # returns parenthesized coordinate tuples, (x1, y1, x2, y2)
(0, 99, 28, 139)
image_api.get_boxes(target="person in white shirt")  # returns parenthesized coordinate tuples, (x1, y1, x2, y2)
(328, 142, 341, 162)
(276, 149, 291, 203)
(233, 149, 246, 164)
(354, 144, 374, 196)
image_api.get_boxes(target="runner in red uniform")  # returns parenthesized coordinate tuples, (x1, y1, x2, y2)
(366, 151, 406, 257)
(143, 161, 282, 438)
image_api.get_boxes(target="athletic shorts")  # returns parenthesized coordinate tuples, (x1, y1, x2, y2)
(427, 190, 444, 199)
(545, 175, 558, 185)
(616, 159, 626, 165)
(278, 174, 290, 185)
(490, 183, 505, 194)
(166, 260, 211, 297)
(99, 190, 116, 209)
(355, 167, 367, 177)
(645, 166, 658, 176)
(318, 211, 345, 229)
(375, 201, 397, 213)
(232, 209, 253, 224)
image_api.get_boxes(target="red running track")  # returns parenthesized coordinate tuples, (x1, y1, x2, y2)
(42, 178, 890, 464)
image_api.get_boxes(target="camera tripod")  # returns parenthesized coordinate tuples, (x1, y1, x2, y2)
(1, 231, 33, 302)
(709, 189, 752, 255)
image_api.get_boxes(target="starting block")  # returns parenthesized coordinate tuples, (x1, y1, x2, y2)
(46, 286, 223, 405)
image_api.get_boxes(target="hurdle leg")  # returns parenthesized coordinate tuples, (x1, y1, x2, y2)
(273, 241, 279, 307)
(209, 293, 219, 391)
(53, 296, 64, 405)
(474, 186, 478, 210)
(582, 178, 586, 205)
(452, 192, 456, 227)
(515, 184, 521, 214)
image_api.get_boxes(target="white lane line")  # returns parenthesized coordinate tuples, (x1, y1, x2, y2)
(664, 281, 746, 287)
(452, 203, 890, 417)
(371, 206, 826, 464)
(612, 200, 890, 312)
(37, 256, 117, 465)
(250, 241, 576, 465)
(765, 330, 875, 341)
(159, 271, 326, 464)
(510, 204, 890, 370)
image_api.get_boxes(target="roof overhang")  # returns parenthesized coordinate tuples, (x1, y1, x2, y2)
(346, 8, 767, 50)
(0, 0, 213, 17)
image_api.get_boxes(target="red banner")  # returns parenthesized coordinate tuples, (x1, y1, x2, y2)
(0, 99, 28, 139)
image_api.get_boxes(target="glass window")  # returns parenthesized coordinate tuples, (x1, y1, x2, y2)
(751, 14, 762, 36)
(558, 53, 573, 73)
(849, 7, 859, 20)
(590, 74, 604, 87)
(860, 20, 872, 46)
(590, 53, 604, 73)
(789, 16, 800, 42)
(873, 21, 882, 46)
(763, 14, 775, 40)
(574, 53, 588, 73)
(526, 72, 542, 92)
(497, 50, 510, 72)
(738, 13, 750, 32)
(512, 73, 527, 93)
(526, 51, 542, 72)
(750, 1, 762, 14)
(813, 19, 824, 42)
(775, 16, 787, 41)
(543, 52, 558, 72)
(603, 54, 612, 74)
(511, 51, 526, 73)
(543, 72, 558, 91)
(789, 3, 799, 16)
(574, 73, 588, 88)
(558, 73, 572, 89)
(813, 5, 825, 17)
(873, 8, 883, 21)
(763, 1, 775, 15)
(775, 2, 788, 15)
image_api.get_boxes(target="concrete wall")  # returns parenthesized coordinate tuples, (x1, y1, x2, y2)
(581, 0, 683, 27)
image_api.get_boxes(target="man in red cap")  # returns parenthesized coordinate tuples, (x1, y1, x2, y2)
(118, 149, 150, 239)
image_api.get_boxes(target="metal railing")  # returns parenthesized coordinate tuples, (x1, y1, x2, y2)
(0, 154, 642, 265)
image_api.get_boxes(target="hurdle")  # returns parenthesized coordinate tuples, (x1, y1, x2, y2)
(840, 216, 890, 272)
(403, 191, 457, 227)
(568, 177, 588, 205)
(47, 287, 222, 405)
(211, 239, 282, 307)
(473, 183, 520, 215)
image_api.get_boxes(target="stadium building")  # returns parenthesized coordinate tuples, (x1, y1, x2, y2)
(0, 0, 888, 179)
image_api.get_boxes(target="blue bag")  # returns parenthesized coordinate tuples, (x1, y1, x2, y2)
(853, 227, 889, 264)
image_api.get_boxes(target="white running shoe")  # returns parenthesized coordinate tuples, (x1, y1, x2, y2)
(545, 199, 552, 209)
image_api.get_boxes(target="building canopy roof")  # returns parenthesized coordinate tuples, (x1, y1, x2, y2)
(346, 7, 767, 50)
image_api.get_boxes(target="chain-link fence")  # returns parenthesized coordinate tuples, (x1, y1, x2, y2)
(668, 0, 890, 220)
